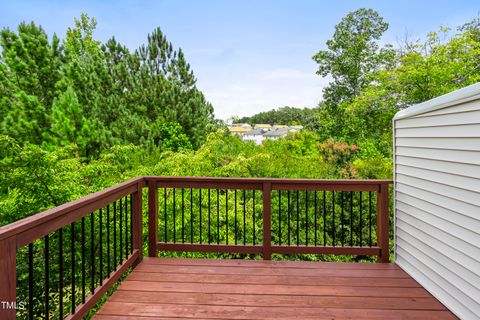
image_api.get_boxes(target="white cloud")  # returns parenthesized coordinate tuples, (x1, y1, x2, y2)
(197, 68, 330, 120)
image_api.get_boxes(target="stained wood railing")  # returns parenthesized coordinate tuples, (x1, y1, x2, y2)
(0, 176, 391, 319)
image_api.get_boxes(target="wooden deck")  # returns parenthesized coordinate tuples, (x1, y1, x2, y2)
(94, 258, 457, 320)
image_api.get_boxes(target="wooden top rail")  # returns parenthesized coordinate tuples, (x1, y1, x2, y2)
(0, 176, 145, 246)
(0, 176, 392, 246)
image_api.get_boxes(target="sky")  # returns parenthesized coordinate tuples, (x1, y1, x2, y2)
(1, 1, 479, 119)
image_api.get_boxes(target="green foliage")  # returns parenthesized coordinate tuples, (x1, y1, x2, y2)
(313, 8, 393, 107)
(0, 14, 214, 157)
(235, 106, 321, 130)
(312, 8, 395, 141)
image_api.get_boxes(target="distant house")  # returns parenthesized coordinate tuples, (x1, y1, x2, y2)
(289, 125, 303, 132)
(229, 126, 251, 136)
(264, 128, 290, 141)
(254, 124, 272, 130)
(242, 128, 267, 145)
(272, 125, 289, 130)
(229, 123, 252, 136)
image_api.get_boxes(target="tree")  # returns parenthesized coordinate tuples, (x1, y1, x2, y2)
(344, 21, 480, 156)
(0, 22, 62, 144)
(133, 27, 214, 148)
(312, 8, 394, 139)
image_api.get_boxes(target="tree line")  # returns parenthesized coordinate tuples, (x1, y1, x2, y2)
(0, 14, 213, 158)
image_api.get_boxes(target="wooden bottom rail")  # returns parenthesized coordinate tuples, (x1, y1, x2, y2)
(64, 250, 140, 320)
(157, 243, 263, 254)
(272, 245, 381, 256)
(156, 242, 381, 258)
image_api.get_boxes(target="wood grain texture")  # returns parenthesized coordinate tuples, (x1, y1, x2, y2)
(94, 258, 457, 320)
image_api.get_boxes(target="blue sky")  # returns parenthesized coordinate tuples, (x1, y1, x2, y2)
(1, 1, 479, 119)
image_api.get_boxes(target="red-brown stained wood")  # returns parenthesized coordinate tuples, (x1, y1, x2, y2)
(157, 243, 263, 254)
(127, 271, 421, 287)
(118, 280, 431, 298)
(377, 182, 390, 263)
(147, 180, 158, 257)
(133, 263, 410, 278)
(272, 244, 380, 256)
(143, 257, 402, 269)
(262, 181, 272, 260)
(131, 187, 143, 266)
(95, 302, 457, 320)
(109, 291, 447, 310)
(0, 236, 16, 320)
(0, 176, 144, 242)
(94, 258, 457, 320)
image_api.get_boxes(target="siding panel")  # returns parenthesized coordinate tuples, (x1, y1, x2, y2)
(396, 109, 480, 128)
(394, 93, 480, 320)
(396, 123, 480, 138)
(396, 137, 480, 151)
(396, 155, 480, 179)
(396, 219, 480, 277)
(396, 174, 480, 207)
(396, 146, 480, 164)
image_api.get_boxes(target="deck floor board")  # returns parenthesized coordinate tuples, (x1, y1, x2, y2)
(94, 257, 457, 320)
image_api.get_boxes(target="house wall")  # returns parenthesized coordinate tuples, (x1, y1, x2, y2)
(243, 134, 264, 145)
(394, 96, 480, 319)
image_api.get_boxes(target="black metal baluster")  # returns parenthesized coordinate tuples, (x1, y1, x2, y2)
(323, 191, 326, 246)
(314, 191, 317, 246)
(44, 235, 49, 320)
(106, 205, 110, 276)
(341, 192, 345, 247)
(217, 189, 220, 244)
(198, 189, 201, 244)
(305, 191, 309, 246)
(119, 199, 123, 262)
(81, 217, 85, 303)
(182, 188, 185, 243)
(164, 188, 167, 242)
(253, 190, 256, 245)
(99, 208, 103, 285)
(225, 190, 228, 245)
(234, 189, 237, 245)
(130, 195, 133, 252)
(113, 202, 117, 269)
(278, 190, 281, 246)
(350, 192, 353, 246)
(369, 191, 373, 247)
(296, 191, 299, 246)
(287, 190, 291, 246)
(243, 190, 246, 245)
(28, 242, 33, 320)
(125, 196, 129, 258)
(71, 222, 76, 314)
(359, 192, 363, 247)
(173, 188, 176, 243)
(90, 212, 95, 292)
(59, 228, 63, 319)
(190, 188, 194, 243)
(332, 191, 335, 246)
(207, 189, 211, 244)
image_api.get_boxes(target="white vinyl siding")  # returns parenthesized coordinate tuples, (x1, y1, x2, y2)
(394, 84, 480, 320)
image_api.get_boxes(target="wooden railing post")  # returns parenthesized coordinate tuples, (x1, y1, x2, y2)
(377, 183, 390, 263)
(0, 236, 17, 320)
(148, 180, 158, 257)
(262, 182, 272, 260)
(132, 182, 143, 266)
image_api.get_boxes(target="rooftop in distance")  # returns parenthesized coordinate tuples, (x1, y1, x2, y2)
(228, 123, 303, 144)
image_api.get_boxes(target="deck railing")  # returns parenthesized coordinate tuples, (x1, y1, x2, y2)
(0, 176, 391, 320)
